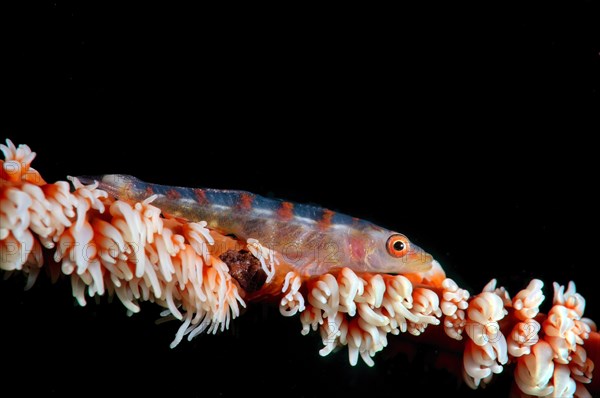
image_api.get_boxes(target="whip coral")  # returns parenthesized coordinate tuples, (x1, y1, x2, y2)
(1, 139, 598, 397)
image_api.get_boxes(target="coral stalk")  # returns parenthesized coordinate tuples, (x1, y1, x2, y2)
(1, 139, 598, 397)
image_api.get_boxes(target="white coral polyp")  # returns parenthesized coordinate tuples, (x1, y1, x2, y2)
(338, 266, 364, 316)
(280, 271, 305, 316)
(308, 273, 340, 319)
(513, 279, 545, 321)
(507, 281, 545, 359)
(553, 281, 586, 318)
(0, 139, 245, 344)
(298, 268, 442, 367)
(515, 340, 556, 396)
(381, 274, 416, 334)
(444, 311, 467, 341)
(482, 278, 512, 307)
(468, 292, 507, 325)
(408, 287, 441, 336)
(463, 339, 505, 388)
(463, 285, 509, 389)
(513, 281, 594, 397)
(0, 140, 43, 184)
(441, 277, 469, 340)
(570, 344, 594, 384)
(551, 363, 577, 397)
(508, 320, 541, 358)
(246, 238, 276, 282)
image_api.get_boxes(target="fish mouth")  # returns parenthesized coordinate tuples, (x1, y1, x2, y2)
(402, 248, 434, 273)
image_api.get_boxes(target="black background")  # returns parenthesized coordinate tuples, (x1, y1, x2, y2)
(2, 1, 599, 397)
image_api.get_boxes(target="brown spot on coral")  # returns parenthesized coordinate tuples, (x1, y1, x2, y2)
(219, 249, 267, 293)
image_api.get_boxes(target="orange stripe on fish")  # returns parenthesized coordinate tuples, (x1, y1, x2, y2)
(238, 192, 255, 211)
(166, 189, 181, 200)
(277, 201, 294, 221)
(319, 209, 335, 230)
(193, 188, 208, 204)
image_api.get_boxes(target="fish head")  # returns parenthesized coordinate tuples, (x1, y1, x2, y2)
(363, 228, 434, 274)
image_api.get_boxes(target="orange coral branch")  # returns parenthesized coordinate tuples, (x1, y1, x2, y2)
(1, 139, 598, 397)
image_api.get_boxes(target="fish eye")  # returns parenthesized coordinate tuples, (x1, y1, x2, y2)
(386, 234, 410, 258)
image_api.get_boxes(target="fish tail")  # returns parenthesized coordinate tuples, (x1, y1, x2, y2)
(77, 174, 150, 202)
